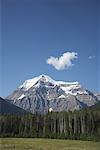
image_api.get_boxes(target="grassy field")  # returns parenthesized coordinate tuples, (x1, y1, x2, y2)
(0, 138, 100, 150)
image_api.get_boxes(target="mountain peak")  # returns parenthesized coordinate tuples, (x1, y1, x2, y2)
(18, 74, 83, 96)
(39, 74, 55, 82)
(18, 74, 56, 91)
(6, 74, 98, 114)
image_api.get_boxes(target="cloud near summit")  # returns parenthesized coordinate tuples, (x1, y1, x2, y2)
(46, 52, 78, 70)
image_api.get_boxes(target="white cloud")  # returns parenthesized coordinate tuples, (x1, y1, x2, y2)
(46, 52, 78, 70)
(89, 55, 95, 60)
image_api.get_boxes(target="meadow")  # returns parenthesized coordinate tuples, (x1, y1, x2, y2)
(0, 138, 100, 150)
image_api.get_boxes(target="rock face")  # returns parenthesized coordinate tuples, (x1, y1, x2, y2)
(6, 74, 99, 114)
(95, 93, 100, 101)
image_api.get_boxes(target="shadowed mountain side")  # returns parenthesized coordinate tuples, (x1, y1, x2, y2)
(0, 97, 28, 115)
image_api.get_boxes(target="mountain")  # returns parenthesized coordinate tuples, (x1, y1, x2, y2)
(6, 74, 99, 114)
(88, 101, 100, 110)
(95, 93, 100, 101)
(0, 97, 27, 115)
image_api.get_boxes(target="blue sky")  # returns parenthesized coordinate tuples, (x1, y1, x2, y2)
(1, 0, 100, 97)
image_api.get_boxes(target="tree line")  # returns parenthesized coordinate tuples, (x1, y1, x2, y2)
(0, 108, 100, 141)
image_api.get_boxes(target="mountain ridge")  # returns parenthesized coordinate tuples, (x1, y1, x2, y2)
(6, 74, 99, 114)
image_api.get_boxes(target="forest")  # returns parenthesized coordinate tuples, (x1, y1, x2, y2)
(0, 108, 100, 141)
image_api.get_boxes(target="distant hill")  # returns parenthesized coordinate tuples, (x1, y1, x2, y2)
(0, 97, 27, 115)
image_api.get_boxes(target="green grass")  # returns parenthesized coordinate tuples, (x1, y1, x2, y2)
(0, 138, 100, 150)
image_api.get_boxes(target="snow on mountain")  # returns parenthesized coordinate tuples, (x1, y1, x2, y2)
(18, 74, 56, 90)
(18, 74, 86, 96)
(18, 94, 25, 100)
(6, 74, 99, 114)
(59, 95, 66, 99)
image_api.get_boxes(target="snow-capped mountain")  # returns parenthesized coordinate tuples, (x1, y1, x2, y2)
(16, 74, 87, 96)
(6, 74, 99, 114)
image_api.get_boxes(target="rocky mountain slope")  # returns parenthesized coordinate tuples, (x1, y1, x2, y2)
(6, 74, 99, 114)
